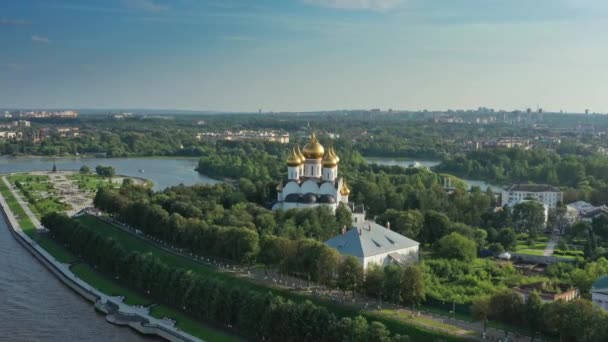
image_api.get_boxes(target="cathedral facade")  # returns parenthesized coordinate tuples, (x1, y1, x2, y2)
(273, 133, 350, 212)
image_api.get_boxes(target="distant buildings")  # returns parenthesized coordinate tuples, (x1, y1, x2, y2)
(0, 120, 31, 129)
(502, 184, 563, 209)
(0, 131, 22, 140)
(196, 130, 289, 144)
(566, 201, 608, 223)
(10, 110, 78, 119)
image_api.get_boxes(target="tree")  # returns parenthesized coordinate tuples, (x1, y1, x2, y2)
(401, 265, 425, 306)
(422, 211, 451, 244)
(364, 264, 384, 299)
(513, 201, 545, 236)
(79, 165, 91, 174)
(368, 321, 391, 342)
(383, 264, 403, 303)
(95, 165, 116, 178)
(435, 232, 477, 261)
(497, 228, 517, 250)
(524, 291, 543, 341)
(489, 290, 524, 325)
(471, 296, 491, 339)
(337, 256, 363, 298)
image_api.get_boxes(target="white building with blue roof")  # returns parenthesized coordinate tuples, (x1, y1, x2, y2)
(325, 221, 419, 270)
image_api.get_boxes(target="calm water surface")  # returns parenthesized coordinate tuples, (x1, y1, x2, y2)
(365, 157, 504, 192)
(0, 156, 215, 341)
(0, 156, 218, 190)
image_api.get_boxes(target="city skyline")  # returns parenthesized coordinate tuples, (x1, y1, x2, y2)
(2, 0, 608, 112)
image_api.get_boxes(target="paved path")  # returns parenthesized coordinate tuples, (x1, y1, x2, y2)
(3, 176, 44, 231)
(102, 215, 537, 342)
(543, 231, 559, 256)
(0, 177, 202, 342)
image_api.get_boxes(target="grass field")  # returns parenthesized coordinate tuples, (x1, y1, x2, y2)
(379, 309, 465, 333)
(71, 263, 151, 306)
(0, 178, 36, 235)
(150, 305, 241, 342)
(67, 174, 116, 192)
(75, 214, 462, 341)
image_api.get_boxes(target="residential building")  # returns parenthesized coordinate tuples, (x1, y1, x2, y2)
(566, 201, 608, 223)
(502, 184, 563, 209)
(592, 276, 608, 311)
(325, 221, 419, 270)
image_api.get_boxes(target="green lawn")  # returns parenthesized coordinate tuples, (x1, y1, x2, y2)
(67, 174, 117, 192)
(71, 263, 151, 306)
(514, 249, 546, 256)
(75, 214, 461, 341)
(8, 174, 51, 192)
(0, 178, 36, 235)
(379, 309, 465, 333)
(37, 236, 78, 263)
(151, 305, 241, 342)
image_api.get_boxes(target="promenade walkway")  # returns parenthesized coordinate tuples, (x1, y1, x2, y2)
(100, 214, 537, 342)
(0, 176, 202, 342)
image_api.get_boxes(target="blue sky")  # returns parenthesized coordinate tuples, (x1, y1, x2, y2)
(1, 0, 608, 112)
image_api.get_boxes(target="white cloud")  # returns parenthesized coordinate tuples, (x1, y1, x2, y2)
(302, 0, 405, 11)
(122, 0, 169, 12)
(31, 35, 51, 44)
(0, 19, 30, 25)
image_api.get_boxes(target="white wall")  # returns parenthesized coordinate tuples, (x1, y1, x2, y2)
(361, 246, 419, 270)
(593, 292, 608, 311)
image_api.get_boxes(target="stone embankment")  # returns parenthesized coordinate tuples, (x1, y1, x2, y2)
(0, 176, 201, 342)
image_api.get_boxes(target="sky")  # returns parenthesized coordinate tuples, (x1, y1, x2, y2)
(1, 0, 608, 112)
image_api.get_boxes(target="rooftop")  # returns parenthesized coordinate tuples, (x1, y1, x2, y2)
(325, 221, 419, 258)
(507, 184, 561, 193)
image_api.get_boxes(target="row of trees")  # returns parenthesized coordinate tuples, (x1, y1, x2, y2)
(41, 212, 410, 342)
(436, 147, 608, 204)
(472, 290, 608, 342)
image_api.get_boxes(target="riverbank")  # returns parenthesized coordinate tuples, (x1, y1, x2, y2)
(0, 175, 203, 342)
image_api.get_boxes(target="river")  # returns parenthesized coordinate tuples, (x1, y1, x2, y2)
(0, 156, 217, 341)
(365, 157, 504, 192)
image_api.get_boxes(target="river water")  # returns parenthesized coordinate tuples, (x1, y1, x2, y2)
(365, 157, 504, 192)
(0, 156, 216, 341)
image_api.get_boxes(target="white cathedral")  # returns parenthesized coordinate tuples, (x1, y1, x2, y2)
(272, 133, 351, 212)
(273, 133, 420, 270)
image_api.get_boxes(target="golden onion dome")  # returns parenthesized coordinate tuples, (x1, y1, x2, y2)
(302, 132, 325, 159)
(340, 181, 351, 196)
(330, 147, 340, 163)
(286, 148, 303, 166)
(296, 145, 306, 162)
(322, 149, 339, 167)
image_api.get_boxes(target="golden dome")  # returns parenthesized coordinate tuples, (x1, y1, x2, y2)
(322, 148, 339, 167)
(286, 148, 303, 166)
(302, 132, 325, 159)
(340, 181, 351, 196)
(330, 147, 340, 163)
(296, 145, 305, 161)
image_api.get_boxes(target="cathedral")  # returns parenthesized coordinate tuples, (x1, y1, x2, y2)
(273, 133, 420, 270)
(273, 133, 351, 212)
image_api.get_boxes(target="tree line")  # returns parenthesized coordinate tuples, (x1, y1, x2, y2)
(41, 212, 412, 342)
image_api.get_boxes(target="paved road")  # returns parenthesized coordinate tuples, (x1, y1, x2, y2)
(103, 216, 538, 342)
(543, 231, 559, 256)
(1, 177, 203, 342)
